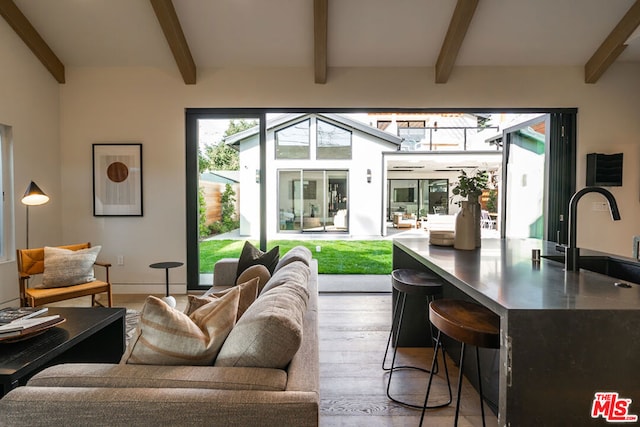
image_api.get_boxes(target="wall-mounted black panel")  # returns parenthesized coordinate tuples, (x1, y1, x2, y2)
(586, 153, 623, 186)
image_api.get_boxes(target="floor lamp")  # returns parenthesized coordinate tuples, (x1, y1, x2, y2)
(21, 181, 50, 249)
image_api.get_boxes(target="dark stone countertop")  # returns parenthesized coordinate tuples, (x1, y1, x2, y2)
(393, 237, 640, 314)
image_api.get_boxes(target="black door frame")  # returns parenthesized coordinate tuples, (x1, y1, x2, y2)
(186, 107, 576, 291)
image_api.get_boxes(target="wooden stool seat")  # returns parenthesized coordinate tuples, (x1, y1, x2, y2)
(429, 299, 500, 349)
(391, 269, 442, 296)
(421, 299, 499, 427)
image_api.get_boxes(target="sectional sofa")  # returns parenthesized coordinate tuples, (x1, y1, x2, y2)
(0, 247, 319, 427)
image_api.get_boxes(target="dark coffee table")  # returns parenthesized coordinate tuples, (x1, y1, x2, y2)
(0, 306, 125, 396)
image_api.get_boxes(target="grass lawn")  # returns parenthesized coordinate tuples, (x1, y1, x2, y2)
(199, 239, 393, 274)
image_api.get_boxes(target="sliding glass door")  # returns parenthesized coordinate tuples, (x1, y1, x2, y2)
(278, 170, 348, 232)
(185, 109, 265, 290)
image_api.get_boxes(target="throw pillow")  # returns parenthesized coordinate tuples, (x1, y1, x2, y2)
(236, 264, 271, 294)
(41, 245, 102, 288)
(186, 277, 259, 320)
(235, 241, 279, 281)
(122, 290, 239, 365)
(273, 246, 312, 274)
(214, 282, 309, 369)
(260, 260, 310, 296)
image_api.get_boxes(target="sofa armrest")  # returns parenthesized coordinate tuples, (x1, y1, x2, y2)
(0, 387, 319, 427)
(213, 258, 239, 287)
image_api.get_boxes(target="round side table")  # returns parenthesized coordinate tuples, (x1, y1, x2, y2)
(149, 261, 183, 308)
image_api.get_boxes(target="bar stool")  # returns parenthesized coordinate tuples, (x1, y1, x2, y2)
(420, 299, 500, 427)
(382, 269, 452, 409)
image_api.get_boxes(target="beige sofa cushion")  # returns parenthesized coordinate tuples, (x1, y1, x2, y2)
(236, 264, 271, 294)
(260, 260, 310, 296)
(215, 282, 309, 369)
(122, 291, 239, 365)
(273, 246, 312, 273)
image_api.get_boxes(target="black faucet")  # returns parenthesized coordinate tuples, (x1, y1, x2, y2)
(566, 186, 621, 271)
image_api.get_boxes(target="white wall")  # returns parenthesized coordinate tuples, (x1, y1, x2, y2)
(0, 21, 61, 306)
(0, 60, 630, 297)
(61, 65, 640, 293)
(239, 115, 395, 239)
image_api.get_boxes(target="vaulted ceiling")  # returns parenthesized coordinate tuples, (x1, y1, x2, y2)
(2, 0, 639, 85)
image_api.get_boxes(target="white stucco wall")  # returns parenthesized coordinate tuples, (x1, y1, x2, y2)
(0, 21, 61, 306)
(2, 25, 640, 300)
(237, 115, 397, 239)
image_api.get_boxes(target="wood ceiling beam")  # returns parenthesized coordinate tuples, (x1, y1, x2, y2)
(584, 0, 640, 84)
(0, 0, 65, 83)
(150, 0, 196, 84)
(314, 0, 328, 84)
(435, 0, 479, 84)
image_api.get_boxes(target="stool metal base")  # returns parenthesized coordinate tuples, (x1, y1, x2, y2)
(420, 333, 488, 427)
(382, 291, 452, 409)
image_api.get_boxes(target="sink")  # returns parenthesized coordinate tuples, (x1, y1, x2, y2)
(541, 255, 640, 285)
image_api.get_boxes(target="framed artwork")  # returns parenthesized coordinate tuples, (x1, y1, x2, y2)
(93, 143, 143, 216)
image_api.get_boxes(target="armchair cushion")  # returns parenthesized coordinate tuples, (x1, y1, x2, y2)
(41, 245, 101, 288)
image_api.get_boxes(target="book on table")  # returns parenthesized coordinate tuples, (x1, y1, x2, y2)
(0, 315, 63, 338)
(0, 307, 48, 324)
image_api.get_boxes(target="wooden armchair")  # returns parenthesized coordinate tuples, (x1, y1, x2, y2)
(17, 242, 113, 308)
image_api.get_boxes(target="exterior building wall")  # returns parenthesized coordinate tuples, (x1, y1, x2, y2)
(237, 115, 398, 238)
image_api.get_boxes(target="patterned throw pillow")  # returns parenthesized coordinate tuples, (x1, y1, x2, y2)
(186, 277, 260, 320)
(235, 241, 279, 281)
(41, 246, 101, 288)
(121, 290, 239, 366)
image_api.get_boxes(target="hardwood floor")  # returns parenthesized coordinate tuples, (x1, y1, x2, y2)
(49, 292, 498, 426)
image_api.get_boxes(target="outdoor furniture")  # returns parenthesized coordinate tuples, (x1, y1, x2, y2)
(480, 210, 496, 229)
(393, 213, 416, 228)
(16, 243, 112, 308)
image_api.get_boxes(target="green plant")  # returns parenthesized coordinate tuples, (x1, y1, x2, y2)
(451, 169, 489, 204)
(220, 184, 236, 225)
(198, 187, 209, 238)
(486, 189, 498, 213)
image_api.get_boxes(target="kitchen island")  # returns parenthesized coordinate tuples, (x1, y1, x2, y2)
(393, 237, 640, 426)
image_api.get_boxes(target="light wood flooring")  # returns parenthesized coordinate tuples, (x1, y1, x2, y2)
(49, 293, 498, 427)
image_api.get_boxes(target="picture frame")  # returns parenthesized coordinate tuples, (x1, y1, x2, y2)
(92, 143, 143, 216)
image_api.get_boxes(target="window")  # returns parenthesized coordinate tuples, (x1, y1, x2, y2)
(0, 124, 12, 260)
(317, 119, 351, 159)
(275, 119, 310, 159)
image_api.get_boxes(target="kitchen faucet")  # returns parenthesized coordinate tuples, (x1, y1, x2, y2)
(566, 186, 621, 271)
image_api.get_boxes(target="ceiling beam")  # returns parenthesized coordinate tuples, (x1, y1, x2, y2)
(435, 0, 479, 84)
(0, 0, 65, 83)
(314, 0, 328, 84)
(584, 0, 640, 84)
(149, 0, 196, 84)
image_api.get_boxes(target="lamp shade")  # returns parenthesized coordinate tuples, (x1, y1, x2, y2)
(21, 181, 50, 206)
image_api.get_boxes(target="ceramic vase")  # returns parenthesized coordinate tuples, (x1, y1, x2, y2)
(454, 201, 476, 250)
(472, 200, 481, 248)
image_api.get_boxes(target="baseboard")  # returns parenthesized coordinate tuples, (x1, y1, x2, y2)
(112, 283, 188, 295)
